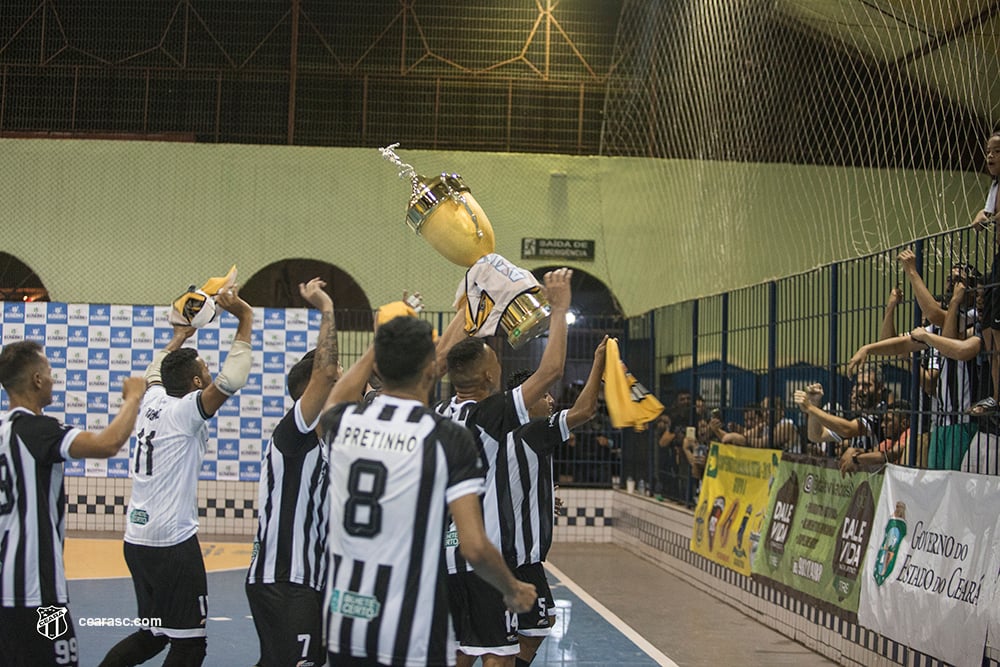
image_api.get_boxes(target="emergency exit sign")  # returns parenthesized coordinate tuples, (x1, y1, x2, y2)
(521, 238, 595, 261)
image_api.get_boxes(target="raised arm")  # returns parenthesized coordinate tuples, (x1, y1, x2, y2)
(144, 324, 196, 387)
(800, 401, 864, 440)
(68, 376, 147, 459)
(565, 335, 608, 429)
(878, 286, 903, 341)
(434, 310, 468, 379)
(324, 346, 374, 411)
(898, 249, 946, 328)
(517, 268, 572, 407)
(941, 280, 966, 340)
(200, 287, 254, 417)
(910, 327, 981, 362)
(297, 278, 339, 425)
(794, 384, 859, 443)
(847, 334, 924, 377)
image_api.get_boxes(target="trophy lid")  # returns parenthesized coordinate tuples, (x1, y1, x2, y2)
(379, 143, 486, 239)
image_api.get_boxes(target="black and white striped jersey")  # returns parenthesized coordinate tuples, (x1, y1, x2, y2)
(320, 394, 484, 666)
(125, 385, 208, 547)
(923, 320, 976, 427)
(246, 399, 328, 591)
(435, 388, 530, 573)
(0, 408, 82, 606)
(497, 410, 569, 567)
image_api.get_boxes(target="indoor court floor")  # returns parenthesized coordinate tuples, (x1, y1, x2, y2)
(65, 536, 835, 667)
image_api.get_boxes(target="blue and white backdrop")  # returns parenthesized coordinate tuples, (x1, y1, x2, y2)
(0, 300, 320, 483)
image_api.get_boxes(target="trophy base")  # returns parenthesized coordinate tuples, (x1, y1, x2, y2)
(500, 290, 552, 349)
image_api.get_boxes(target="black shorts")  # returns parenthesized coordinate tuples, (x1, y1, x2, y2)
(514, 562, 554, 637)
(124, 534, 207, 639)
(245, 581, 324, 667)
(0, 605, 79, 667)
(447, 571, 519, 657)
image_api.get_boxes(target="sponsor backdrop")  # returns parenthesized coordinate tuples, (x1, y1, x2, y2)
(858, 465, 1000, 667)
(751, 453, 884, 621)
(690, 442, 780, 576)
(0, 301, 319, 483)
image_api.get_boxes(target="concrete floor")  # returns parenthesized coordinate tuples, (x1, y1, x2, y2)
(547, 542, 838, 667)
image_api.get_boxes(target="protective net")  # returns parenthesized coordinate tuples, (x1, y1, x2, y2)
(599, 0, 998, 287)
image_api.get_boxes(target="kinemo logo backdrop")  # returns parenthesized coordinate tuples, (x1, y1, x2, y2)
(0, 301, 319, 482)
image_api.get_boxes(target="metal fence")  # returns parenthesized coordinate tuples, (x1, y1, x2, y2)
(641, 223, 998, 506)
(331, 224, 996, 500)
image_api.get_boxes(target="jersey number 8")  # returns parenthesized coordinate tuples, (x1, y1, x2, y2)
(344, 459, 387, 538)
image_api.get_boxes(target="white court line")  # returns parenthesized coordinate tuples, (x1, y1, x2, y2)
(544, 562, 679, 667)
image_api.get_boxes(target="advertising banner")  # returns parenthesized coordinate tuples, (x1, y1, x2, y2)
(690, 443, 781, 576)
(0, 302, 321, 481)
(751, 453, 883, 620)
(857, 465, 1000, 667)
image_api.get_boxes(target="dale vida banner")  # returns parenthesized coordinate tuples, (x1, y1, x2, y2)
(751, 454, 883, 620)
(690, 443, 781, 576)
(858, 465, 1000, 667)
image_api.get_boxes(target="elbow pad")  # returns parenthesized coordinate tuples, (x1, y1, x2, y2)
(214, 340, 252, 396)
(144, 349, 171, 385)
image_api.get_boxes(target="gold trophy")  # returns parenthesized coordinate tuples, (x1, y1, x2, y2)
(380, 143, 551, 348)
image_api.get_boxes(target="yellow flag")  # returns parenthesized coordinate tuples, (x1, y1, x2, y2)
(601, 338, 664, 431)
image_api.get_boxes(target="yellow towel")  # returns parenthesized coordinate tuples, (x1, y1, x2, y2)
(169, 264, 238, 327)
(602, 338, 664, 431)
(375, 300, 438, 341)
(376, 300, 419, 325)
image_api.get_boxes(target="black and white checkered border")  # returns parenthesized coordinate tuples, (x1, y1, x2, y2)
(65, 494, 258, 521)
(555, 505, 613, 528)
(198, 498, 258, 520)
(615, 507, 1000, 667)
(66, 493, 127, 516)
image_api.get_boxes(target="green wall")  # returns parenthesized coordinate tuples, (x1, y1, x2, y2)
(2, 139, 987, 315)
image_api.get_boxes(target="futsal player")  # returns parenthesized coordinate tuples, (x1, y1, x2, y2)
(245, 277, 339, 667)
(437, 267, 572, 667)
(501, 335, 607, 666)
(100, 287, 254, 667)
(319, 313, 537, 666)
(0, 340, 146, 667)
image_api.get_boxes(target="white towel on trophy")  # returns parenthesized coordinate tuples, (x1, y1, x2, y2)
(455, 253, 541, 337)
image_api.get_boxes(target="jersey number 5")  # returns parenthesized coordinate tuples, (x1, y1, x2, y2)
(343, 459, 387, 538)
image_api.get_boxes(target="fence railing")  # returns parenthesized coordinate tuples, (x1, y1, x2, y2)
(638, 222, 999, 506)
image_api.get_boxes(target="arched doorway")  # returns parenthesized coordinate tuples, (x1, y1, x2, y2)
(529, 265, 624, 323)
(497, 266, 624, 381)
(519, 267, 625, 486)
(0, 253, 49, 301)
(240, 259, 372, 330)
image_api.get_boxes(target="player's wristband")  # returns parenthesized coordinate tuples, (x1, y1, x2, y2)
(144, 349, 170, 385)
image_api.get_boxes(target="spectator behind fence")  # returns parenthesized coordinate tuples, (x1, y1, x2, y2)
(668, 390, 693, 433)
(709, 397, 799, 451)
(879, 399, 912, 465)
(682, 430, 709, 497)
(849, 254, 980, 470)
(708, 403, 762, 447)
(970, 129, 1000, 416)
(793, 367, 890, 478)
